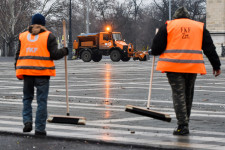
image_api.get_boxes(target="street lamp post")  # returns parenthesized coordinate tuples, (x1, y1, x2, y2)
(68, 0, 73, 60)
(86, 0, 90, 33)
(169, 0, 171, 20)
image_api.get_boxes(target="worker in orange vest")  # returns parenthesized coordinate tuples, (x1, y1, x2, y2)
(15, 13, 68, 136)
(151, 7, 221, 135)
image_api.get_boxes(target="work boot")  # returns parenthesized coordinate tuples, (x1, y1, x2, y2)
(23, 122, 32, 132)
(173, 125, 189, 136)
(35, 130, 47, 136)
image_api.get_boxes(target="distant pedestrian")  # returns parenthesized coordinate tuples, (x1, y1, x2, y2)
(15, 13, 68, 136)
(151, 7, 221, 135)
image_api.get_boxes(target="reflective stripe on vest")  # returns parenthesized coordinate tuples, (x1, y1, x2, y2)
(16, 31, 56, 78)
(163, 49, 203, 54)
(159, 58, 204, 63)
(18, 56, 52, 60)
(16, 66, 55, 70)
(156, 19, 206, 75)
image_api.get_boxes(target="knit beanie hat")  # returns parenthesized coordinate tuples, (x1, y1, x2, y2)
(173, 7, 190, 19)
(31, 13, 46, 26)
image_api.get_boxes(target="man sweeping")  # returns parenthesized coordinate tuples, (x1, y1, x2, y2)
(15, 13, 68, 136)
(151, 7, 221, 135)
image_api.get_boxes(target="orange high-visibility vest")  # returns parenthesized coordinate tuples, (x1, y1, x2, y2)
(16, 31, 56, 79)
(156, 19, 206, 75)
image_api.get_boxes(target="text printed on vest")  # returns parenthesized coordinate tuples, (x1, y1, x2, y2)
(26, 47, 38, 53)
(181, 27, 190, 39)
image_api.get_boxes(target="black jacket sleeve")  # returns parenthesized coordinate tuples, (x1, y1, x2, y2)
(14, 40, 21, 70)
(151, 24, 167, 56)
(202, 27, 221, 70)
(47, 33, 68, 60)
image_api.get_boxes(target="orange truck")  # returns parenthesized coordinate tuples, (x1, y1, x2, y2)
(73, 31, 149, 62)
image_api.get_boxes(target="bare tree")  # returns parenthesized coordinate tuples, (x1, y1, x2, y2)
(0, 0, 69, 56)
(93, 0, 116, 30)
(148, 0, 206, 49)
(152, 0, 206, 24)
(131, 0, 143, 49)
(0, 0, 206, 57)
(184, 0, 206, 23)
(0, 0, 38, 56)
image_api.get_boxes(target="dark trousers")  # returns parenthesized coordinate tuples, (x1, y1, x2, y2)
(23, 76, 50, 132)
(166, 72, 197, 126)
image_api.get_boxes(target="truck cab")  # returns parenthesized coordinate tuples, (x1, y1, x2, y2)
(99, 32, 134, 62)
(99, 32, 128, 50)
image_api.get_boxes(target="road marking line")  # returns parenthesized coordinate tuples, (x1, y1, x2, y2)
(1, 116, 225, 137)
(1, 101, 225, 119)
(2, 98, 224, 114)
(1, 95, 224, 108)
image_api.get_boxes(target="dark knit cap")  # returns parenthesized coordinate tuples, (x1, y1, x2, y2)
(173, 7, 190, 19)
(31, 13, 46, 26)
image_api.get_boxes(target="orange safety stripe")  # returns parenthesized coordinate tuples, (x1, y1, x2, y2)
(156, 19, 206, 75)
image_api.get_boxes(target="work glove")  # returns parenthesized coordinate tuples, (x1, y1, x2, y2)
(63, 47, 69, 56)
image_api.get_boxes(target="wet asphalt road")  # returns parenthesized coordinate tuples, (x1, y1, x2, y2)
(0, 56, 225, 150)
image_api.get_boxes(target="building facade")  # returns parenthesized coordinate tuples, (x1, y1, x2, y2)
(206, 0, 225, 56)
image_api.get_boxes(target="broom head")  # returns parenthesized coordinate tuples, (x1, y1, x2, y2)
(125, 105, 171, 122)
(47, 115, 86, 125)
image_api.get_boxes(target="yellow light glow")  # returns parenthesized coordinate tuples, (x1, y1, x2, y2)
(104, 64, 111, 119)
(104, 64, 111, 105)
(101, 64, 113, 141)
(106, 26, 111, 32)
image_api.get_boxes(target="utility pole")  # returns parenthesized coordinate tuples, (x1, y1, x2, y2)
(86, 0, 90, 33)
(169, 0, 171, 20)
(68, 0, 73, 60)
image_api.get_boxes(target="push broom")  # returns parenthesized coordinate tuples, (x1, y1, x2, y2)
(125, 29, 171, 122)
(47, 20, 86, 125)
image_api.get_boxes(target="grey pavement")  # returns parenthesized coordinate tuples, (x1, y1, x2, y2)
(0, 56, 225, 150)
(0, 131, 155, 150)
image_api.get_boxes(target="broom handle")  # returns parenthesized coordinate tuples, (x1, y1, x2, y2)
(147, 28, 158, 109)
(63, 20, 70, 116)
(147, 56, 155, 109)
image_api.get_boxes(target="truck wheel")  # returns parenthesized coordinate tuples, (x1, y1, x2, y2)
(140, 56, 147, 61)
(110, 50, 121, 62)
(81, 51, 92, 62)
(121, 56, 131, 62)
(92, 54, 102, 62)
